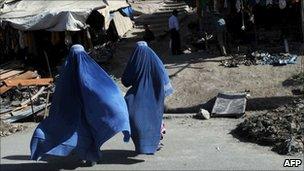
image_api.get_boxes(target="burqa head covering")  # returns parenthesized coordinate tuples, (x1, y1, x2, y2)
(122, 41, 173, 154)
(30, 44, 130, 161)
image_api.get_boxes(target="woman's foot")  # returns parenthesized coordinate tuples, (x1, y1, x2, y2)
(80, 160, 97, 167)
(157, 142, 164, 151)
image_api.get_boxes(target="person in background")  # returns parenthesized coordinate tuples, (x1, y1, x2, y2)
(168, 9, 182, 55)
(122, 41, 173, 154)
(196, 0, 207, 33)
(215, 13, 227, 56)
(143, 24, 155, 44)
(30, 44, 131, 167)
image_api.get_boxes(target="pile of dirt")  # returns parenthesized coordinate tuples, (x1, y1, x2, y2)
(0, 121, 27, 137)
(234, 98, 304, 155)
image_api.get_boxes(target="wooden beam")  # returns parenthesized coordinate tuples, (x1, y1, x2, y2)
(0, 71, 39, 94)
(0, 70, 24, 81)
(4, 78, 53, 87)
(20, 86, 45, 106)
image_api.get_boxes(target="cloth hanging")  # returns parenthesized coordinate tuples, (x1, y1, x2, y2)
(122, 41, 173, 154)
(51, 32, 61, 45)
(236, 0, 241, 13)
(279, 0, 286, 9)
(30, 44, 131, 162)
(266, 0, 273, 6)
(224, 0, 228, 8)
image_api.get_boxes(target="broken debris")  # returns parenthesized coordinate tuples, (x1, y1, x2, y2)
(234, 98, 304, 155)
(221, 52, 298, 67)
(0, 62, 54, 125)
(0, 120, 27, 137)
(212, 92, 247, 117)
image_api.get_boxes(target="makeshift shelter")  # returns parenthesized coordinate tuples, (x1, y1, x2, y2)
(0, 0, 134, 66)
(0, 0, 107, 31)
(0, 0, 133, 36)
(99, 0, 133, 37)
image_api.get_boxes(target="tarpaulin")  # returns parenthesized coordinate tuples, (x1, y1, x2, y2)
(0, 0, 107, 31)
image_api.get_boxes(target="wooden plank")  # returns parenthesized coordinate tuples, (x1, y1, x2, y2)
(3, 103, 50, 123)
(0, 68, 14, 75)
(0, 71, 39, 94)
(0, 61, 22, 74)
(20, 86, 45, 106)
(0, 70, 24, 81)
(4, 78, 53, 87)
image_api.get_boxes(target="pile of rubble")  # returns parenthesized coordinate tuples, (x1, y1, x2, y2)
(0, 120, 27, 137)
(221, 51, 298, 68)
(235, 98, 304, 155)
(0, 61, 54, 127)
(221, 54, 257, 68)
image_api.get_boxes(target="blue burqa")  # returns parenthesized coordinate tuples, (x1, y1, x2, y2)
(30, 44, 130, 161)
(122, 41, 173, 154)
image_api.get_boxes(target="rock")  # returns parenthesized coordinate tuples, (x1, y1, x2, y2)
(195, 109, 210, 120)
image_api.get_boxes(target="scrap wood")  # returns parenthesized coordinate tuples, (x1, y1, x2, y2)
(0, 108, 13, 115)
(11, 104, 29, 114)
(0, 70, 24, 81)
(20, 86, 45, 106)
(0, 105, 29, 118)
(0, 71, 39, 94)
(0, 61, 23, 75)
(4, 78, 53, 87)
(0, 69, 14, 75)
(3, 103, 51, 123)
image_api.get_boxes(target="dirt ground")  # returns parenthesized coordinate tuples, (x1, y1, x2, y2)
(1, 5, 304, 170)
(1, 117, 303, 170)
(104, 13, 303, 113)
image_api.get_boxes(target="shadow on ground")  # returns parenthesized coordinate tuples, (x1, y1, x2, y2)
(98, 150, 144, 165)
(165, 95, 299, 114)
(1, 150, 144, 171)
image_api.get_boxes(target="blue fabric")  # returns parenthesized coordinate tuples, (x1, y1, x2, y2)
(120, 6, 134, 18)
(30, 44, 130, 161)
(122, 41, 173, 154)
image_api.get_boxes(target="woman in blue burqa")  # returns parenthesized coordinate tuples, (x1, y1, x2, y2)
(122, 41, 173, 154)
(30, 44, 131, 165)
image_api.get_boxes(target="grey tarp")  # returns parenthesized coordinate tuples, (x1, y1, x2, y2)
(98, 0, 133, 37)
(0, 0, 107, 31)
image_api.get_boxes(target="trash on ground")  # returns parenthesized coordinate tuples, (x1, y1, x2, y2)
(221, 52, 298, 67)
(234, 99, 304, 155)
(0, 120, 27, 137)
(211, 92, 247, 117)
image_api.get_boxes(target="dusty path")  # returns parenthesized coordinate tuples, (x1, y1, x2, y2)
(1, 1, 303, 170)
(1, 117, 303, 170)
(105, 7, 303, 112)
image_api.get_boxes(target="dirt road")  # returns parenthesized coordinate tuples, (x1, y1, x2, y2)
(1, 1, 303, 170)
(1, 117, 303, 170)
